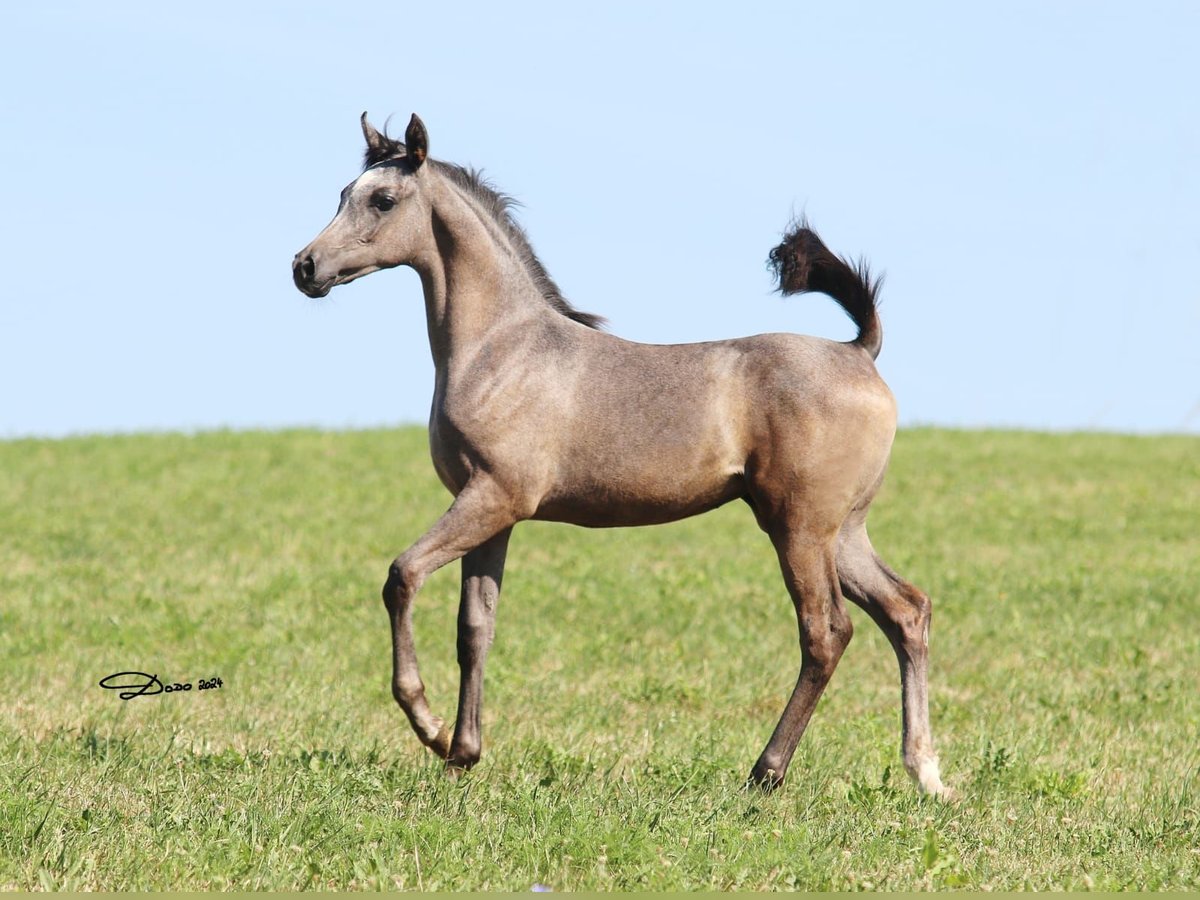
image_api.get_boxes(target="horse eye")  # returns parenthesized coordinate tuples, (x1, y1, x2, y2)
(371, 194, 395, 212)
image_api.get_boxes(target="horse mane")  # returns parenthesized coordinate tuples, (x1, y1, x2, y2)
(363, 135, 606, 331)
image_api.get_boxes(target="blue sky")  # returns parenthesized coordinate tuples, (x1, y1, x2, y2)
(2, 2, 1197, 437)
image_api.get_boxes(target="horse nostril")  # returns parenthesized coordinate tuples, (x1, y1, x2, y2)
(293, 254, 316, 288)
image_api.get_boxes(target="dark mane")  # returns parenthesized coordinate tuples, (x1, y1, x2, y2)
(363, 137, 605, 331)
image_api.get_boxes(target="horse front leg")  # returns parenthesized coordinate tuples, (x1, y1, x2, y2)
(382, 482, 516, 760)
(447, 527, 512, 773)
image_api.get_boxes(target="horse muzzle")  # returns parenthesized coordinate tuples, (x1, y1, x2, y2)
(292, 252, 333, 298)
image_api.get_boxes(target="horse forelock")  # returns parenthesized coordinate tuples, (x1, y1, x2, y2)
(363, 137, 406, 170)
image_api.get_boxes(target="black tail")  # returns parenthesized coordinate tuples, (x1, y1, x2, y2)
(768, 220, 883, 360)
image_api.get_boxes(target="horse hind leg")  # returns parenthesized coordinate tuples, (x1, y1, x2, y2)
(749, 529, 853, 789)
(836, 521, 949, 797)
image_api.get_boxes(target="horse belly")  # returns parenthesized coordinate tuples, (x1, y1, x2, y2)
(531, 442, 745, 527)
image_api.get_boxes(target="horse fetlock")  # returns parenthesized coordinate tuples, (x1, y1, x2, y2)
(392, 673, 427, 707)
(447, 740, 481, 771)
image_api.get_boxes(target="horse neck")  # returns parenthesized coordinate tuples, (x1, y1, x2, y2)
(413, 177, 549, 371)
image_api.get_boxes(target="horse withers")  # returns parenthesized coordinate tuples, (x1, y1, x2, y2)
(292, 113, 948, 797)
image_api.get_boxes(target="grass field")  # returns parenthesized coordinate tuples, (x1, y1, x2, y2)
(1, 426, 1197, 890)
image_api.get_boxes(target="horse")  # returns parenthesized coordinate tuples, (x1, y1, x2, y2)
(292, 113, 947, 796)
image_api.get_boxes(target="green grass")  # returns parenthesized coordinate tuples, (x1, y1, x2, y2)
(1, 426, 1198, 890)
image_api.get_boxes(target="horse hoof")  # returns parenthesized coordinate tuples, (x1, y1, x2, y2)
(746, 765, 785, 793)
(425, 721, 453, 759)
(910, 757, 953, 800)
(926, 783, 958, 802)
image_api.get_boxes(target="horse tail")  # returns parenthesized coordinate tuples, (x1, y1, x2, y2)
(768, 220, 883, 360)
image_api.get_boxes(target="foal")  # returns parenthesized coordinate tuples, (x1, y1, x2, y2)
(293, 113, 947, 796)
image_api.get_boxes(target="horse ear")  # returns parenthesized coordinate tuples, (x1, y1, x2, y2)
(405, 114, 428, 168)
(361, 112, 388, 157)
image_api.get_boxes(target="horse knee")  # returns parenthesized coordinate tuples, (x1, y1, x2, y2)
(382, 557, 422, 608)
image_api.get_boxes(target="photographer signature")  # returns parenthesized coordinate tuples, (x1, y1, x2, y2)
(98, 671, 224, 700)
